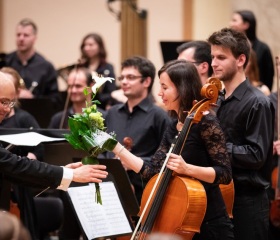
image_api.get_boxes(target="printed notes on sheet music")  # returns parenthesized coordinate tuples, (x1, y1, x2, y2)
(68, 182, 132, 239)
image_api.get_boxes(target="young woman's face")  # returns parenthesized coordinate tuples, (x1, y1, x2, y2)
(158, 72, 179, 113)
(229, 13, 248, 33)
(82, 37, 100, 59)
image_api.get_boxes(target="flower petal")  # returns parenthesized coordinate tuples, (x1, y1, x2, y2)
(91, 76, 115, 94)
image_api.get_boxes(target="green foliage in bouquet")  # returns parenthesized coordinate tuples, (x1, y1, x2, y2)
(64, 76, 117, 204)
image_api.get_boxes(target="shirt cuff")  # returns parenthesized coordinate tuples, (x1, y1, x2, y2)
(56, 167, 73, 191)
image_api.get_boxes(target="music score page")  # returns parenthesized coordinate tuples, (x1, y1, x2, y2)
(68, 182, 132, 239)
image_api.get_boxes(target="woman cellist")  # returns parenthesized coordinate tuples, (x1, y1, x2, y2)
(110, 59, 234, 239)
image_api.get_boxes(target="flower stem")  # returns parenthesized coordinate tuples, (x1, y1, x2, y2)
(95, 183, 102, 205)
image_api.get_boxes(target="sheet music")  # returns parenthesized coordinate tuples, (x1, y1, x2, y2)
(68, 182, 132, 239)
(0, 132, 65, 146)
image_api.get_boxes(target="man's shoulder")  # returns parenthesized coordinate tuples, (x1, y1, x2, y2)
(15, 108, 36, 118)
(245, 85, 272, 109)
(106, 103, 124, 114)
(33, 52, 54, 66)
(5, 51, 17, 62)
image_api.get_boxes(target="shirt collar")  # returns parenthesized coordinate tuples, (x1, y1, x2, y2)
(118, 96, 153, 113)
(15, 52, 36, 65)
(224, 78, 249, 101)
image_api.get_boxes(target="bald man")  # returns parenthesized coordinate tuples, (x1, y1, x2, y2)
(0, 71, 108, 195)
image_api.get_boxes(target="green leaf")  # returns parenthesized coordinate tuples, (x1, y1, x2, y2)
(82, 156, 99, 165)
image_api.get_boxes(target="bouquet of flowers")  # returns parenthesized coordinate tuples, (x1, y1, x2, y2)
(64, 75, 117, 204)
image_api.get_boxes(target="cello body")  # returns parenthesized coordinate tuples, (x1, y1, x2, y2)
(139, 173, 206, 239)
(219, 180, 234, 219)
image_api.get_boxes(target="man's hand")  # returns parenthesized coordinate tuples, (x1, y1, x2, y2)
(72, 164, 108, 183)
(65, 162, 83, 169)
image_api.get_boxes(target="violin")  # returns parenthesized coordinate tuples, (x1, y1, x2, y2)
(270, 56, 280, 228)
(10, 199, 20, 219)
(130, 78, 222, 240)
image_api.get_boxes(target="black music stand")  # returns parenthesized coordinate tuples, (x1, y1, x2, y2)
(160, 41, 188, 63)
(18, 98, 61, 128)
(67, 159, 139, 240)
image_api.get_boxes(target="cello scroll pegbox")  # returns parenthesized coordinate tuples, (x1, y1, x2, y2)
(202, 77, 223, 109)
(206, 77, 223, 92)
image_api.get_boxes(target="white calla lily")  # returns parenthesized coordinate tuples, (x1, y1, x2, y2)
(91, 75, 115, 94)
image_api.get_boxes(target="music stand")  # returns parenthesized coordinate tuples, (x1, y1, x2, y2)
(67, 159, 139, 240)
(72, 158, 139, 217)
(0, 128, 69, 137)
(18, 98, 61, 128)
(160, 41, 188, 63)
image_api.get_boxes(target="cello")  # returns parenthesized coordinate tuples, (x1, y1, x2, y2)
(131, 78, 221, 240)
(270, 56, 280, 228)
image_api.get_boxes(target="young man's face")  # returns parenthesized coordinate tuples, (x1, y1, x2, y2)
(16, 25, 37, 53)
(119, 66, 149, 99)
(211, 45, 239, 82)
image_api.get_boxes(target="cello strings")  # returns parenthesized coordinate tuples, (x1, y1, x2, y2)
(130, 144, 174, 240)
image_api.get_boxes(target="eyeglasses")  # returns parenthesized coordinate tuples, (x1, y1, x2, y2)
(0, 99, 16, 109)
(117, 75, 144, 81)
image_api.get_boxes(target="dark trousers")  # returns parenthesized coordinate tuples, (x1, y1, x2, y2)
(233, 187, 269, 240)
(193, 215, 234, 240)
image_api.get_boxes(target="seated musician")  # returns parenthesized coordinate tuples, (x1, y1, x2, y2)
(49, 66, 106, 129)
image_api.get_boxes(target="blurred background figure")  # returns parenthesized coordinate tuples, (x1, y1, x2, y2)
(0, 210, 31, 240)
(48, 66, 106, 129)
(58, 33, 117, 110)
(245, 49, 270, 96)
(176, 40, 213, 85)
(229, 10, 274, 91)
(5, 18, 61, 105)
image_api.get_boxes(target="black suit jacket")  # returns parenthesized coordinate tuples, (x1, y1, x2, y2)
(0, 147, 63, 209)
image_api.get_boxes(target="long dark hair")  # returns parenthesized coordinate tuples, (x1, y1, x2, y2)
(158, 59, 202, 122)
(235, 10, 257, 41)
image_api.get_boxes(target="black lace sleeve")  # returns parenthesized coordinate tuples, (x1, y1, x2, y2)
(140, 119, 178, 180)
(199, 114, 232, 184)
